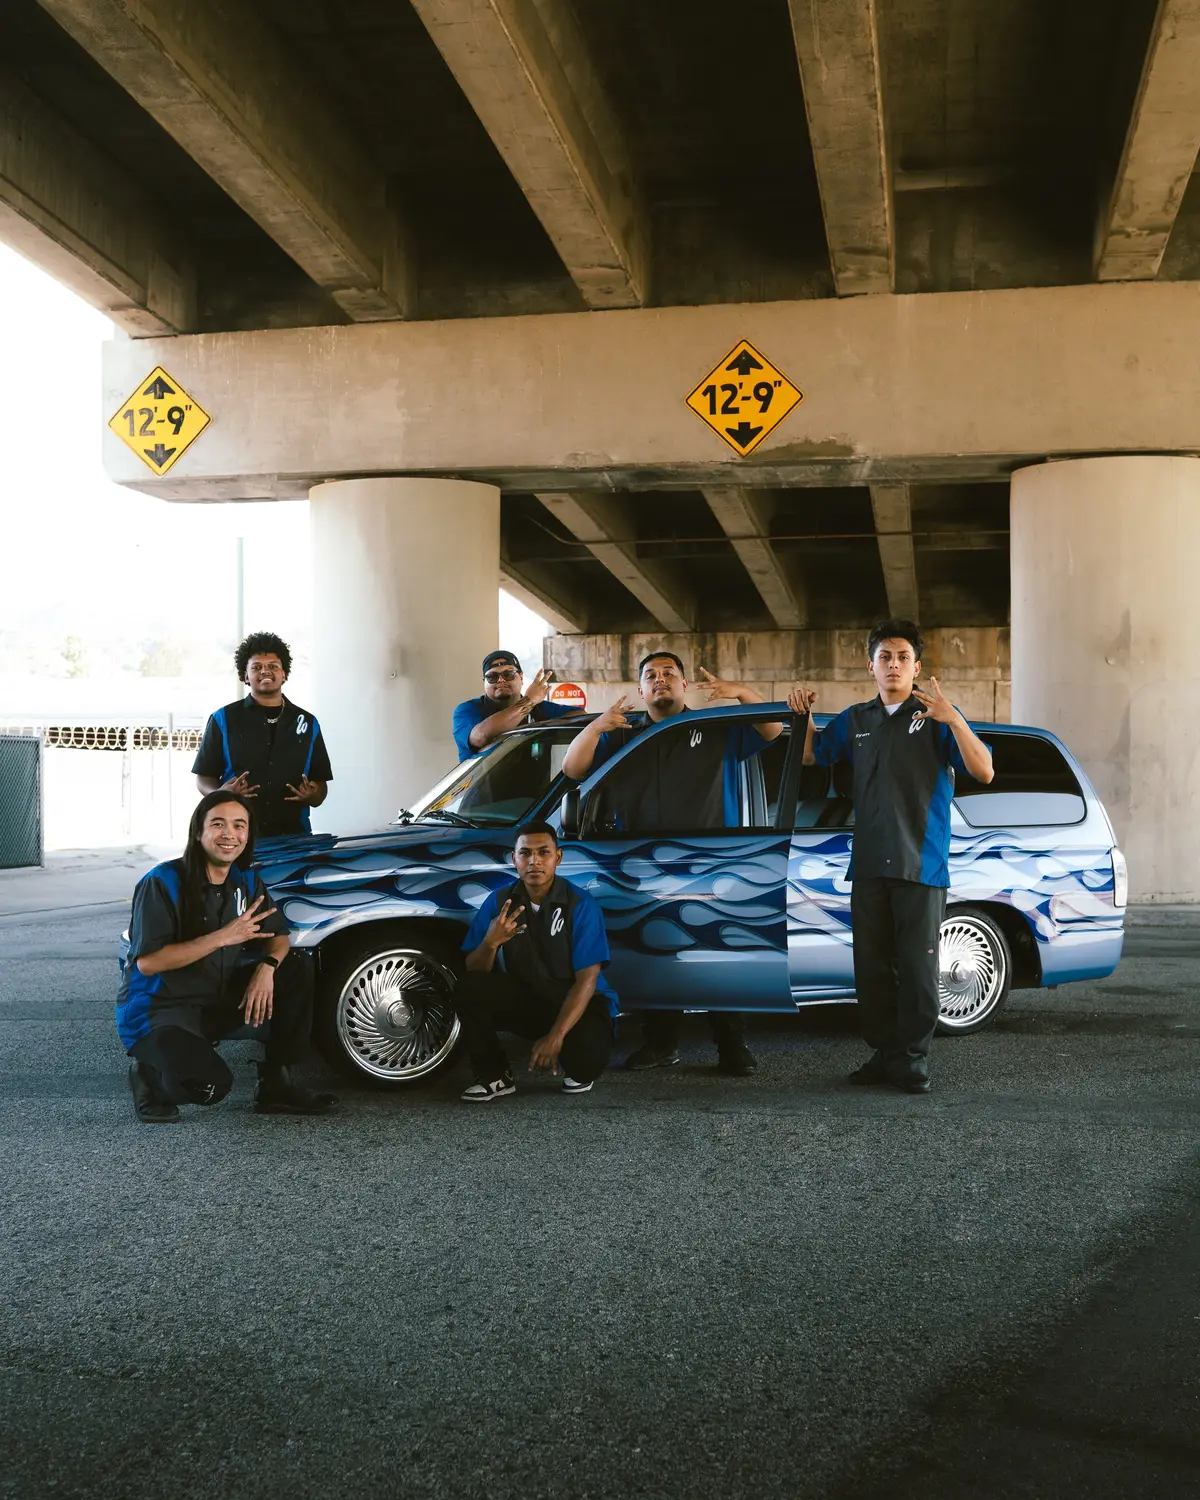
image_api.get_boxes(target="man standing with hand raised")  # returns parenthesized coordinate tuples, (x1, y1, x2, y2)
(451, 650, 578, 761)
(793, 619, 994, 1094)
(117, 790, 338, 1122)
(563, 651, 783, 1075)
(454, 822, 617, 1100)
(193, 631, 332, 837)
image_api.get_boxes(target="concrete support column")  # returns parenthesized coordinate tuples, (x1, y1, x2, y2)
(309, 477, 500, 831)
(1011, 456, 1200, 902)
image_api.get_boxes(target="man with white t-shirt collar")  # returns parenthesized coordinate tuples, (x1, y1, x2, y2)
(792, 619, 993, 1094)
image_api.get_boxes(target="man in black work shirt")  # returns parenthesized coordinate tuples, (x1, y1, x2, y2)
(563, 651, 783, 1076)
(794, 620, 994, 1093)
(116, 790, 338, 1122)
(193, 631, 332, 837)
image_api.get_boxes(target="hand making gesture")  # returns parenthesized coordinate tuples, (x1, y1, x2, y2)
(285, 774, 322, 805)
(218, 893, 278, 948)
(221, 770, 259, 799)
(912, 676, 959, 725)
(697, 667, 741, 702)
(484, 899, 526, 949)
(521, 668, 552, 708)
(595, 694, 633, 733)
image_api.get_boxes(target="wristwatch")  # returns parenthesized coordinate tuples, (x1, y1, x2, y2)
(258, 955, 280, 969)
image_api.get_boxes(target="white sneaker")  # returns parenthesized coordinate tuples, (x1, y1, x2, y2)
(561, 1076, 593, 1095)
(460, 1075, 516, 1102)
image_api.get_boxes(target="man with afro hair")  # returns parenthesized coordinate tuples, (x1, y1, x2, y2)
(193, 631, 332, 838)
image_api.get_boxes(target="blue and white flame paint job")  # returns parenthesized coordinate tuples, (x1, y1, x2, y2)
(255, 710, 1124, 1012)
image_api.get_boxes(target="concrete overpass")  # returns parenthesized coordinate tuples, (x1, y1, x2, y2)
(3, 0, 1199, 897)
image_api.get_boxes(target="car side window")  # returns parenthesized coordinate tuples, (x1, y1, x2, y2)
(581, 718, 782, 838)
(954, 732, 1086, 827)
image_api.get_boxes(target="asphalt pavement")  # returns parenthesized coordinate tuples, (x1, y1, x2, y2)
(1, 853, 1197, 1499)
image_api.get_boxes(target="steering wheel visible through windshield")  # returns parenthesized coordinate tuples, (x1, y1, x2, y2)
(407, 725, 581, 827)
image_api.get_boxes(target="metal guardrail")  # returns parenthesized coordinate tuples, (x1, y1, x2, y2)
(0, 735, 43, 868)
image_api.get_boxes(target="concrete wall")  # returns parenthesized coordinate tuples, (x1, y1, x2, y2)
(545, 628, 1010, 721)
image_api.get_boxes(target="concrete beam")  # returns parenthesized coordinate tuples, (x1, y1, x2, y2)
(39, 0, 409, 320)
(701, 487, 806, 629)
(533, 492, 694, 632)
(789, 0, 893, 295)
(499, 548, 588, 634)
(0, 72, 194, 334)
(1096, 0, 1200, 281)
(869, 484, 919, 618)
(101, 280, 1200, 499)
(409, 0, 645, 309)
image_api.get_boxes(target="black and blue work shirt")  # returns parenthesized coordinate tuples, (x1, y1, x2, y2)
(115, 859, 289, 1048)
(461, 876, 618, 1017)
(585, 708, 768, 829)
(813, 695, 968, 887)
(451, 696, 576, 762)
(192, 696, 332, 836)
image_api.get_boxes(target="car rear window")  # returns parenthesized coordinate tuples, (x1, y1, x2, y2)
(954, 732, 1086, 827)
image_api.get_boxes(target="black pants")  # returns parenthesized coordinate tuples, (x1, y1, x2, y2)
(130, 951, 314, 1106)
(454, 969, 613, 1085)
(850, 877, 946, 1067)
(638, 1010, 746, 1051)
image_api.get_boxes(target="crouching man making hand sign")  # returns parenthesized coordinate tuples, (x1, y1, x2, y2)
(455, 823, 618, 1100)
(116, 790, 338, 1123)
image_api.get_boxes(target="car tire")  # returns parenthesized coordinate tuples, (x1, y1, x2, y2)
(315, 933, 462, 1086)
(935, 906, 1012, 1035)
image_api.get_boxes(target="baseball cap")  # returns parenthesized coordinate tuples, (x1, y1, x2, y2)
(482, 650, 522, 675)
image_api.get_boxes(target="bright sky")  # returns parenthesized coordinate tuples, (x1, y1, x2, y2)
(0, 242, 546, 710)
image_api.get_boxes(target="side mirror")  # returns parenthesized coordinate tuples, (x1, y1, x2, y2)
(560, 788, 580, 839)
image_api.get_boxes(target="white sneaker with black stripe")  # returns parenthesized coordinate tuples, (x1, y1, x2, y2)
(460, 1074, 516, 1102)
(561, 1076, 593, 1095)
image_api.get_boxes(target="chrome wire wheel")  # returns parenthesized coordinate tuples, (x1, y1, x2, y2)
(937, 911, 1009, 1032)
(335, 948, 460, 1082)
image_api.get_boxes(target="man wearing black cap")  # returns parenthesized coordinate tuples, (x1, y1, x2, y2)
(452, 651, 577, 762)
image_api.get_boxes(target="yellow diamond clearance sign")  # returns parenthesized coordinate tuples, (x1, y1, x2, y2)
(685, 339, 803, 457)
(108, 366, 211, 475)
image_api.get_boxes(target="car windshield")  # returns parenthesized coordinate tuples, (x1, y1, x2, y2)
(407, 726, 582, 827)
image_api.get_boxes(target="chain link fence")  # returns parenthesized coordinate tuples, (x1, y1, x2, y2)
(0, 734, 44, 867)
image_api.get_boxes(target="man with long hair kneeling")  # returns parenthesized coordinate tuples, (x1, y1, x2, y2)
(116, 790, 338, 1123)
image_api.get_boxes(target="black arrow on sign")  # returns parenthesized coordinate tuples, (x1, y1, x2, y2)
(143, 375, 175, 400)
(144, 442, 177, 467)
(725, 421, 763, 449)
(725, 350, 763, 377)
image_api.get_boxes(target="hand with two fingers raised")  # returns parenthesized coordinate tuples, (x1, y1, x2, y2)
(285, 774, 322, 805)
(221, 770, 260, 799)
(218, 893, 279, 949)
(484, 899, 527, 951)
(522, 668, 553, 708)
(595, 694, 633, 734)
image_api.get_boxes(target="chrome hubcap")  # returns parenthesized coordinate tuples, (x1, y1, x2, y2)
(938, 918, 1003, 1026)
(336, 949, 460, 1081)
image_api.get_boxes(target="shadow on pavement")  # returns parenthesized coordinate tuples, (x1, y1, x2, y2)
(833, 1156, 1200, 1499)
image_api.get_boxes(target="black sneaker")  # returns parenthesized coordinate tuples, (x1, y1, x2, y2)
(623, 1044, 681, 1070)
(717, 1042, 757, 1076)
(893, 1070, 931, 1095)
(847, 1053, 889, 1086)
(254, 1067, 339, 1115)
(459, 1073, 516, 1102)
(128, 1062, 181, 1124)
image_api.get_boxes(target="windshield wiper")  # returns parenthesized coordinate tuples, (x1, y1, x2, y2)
(418, 808, 476, 827)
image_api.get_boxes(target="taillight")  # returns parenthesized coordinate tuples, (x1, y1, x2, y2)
(1111, 848, 1128, 909)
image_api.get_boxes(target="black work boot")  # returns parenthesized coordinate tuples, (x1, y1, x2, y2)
(847, 1051, 890, 1086)
(623, 1043, 681, 1070)
(254, 1065, 339, 1116)
(128, 1062, 181, 1124)
(716, 1040, 758, 1076)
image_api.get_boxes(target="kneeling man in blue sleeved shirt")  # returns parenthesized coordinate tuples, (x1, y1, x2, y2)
(455, 822, 617, 1100)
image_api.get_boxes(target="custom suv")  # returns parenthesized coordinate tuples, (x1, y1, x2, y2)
(254, 703, 1128, 1088)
